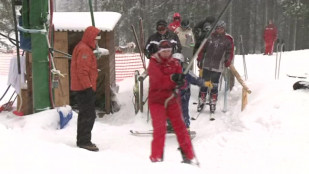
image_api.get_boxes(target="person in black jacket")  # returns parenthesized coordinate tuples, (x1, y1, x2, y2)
(144, 20, 182, 59)
(193, 16, 215, 54)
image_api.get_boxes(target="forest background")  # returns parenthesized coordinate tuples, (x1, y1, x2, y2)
(1, 0, 309, 54)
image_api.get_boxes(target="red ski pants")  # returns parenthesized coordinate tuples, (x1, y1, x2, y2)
(264, 40, 275, 55)
(149, 100, 194, 161)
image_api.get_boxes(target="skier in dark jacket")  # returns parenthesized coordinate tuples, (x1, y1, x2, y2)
(144, 20, 182, 59)
(193, 16, 215, 54)
(196, 20, 234, 114)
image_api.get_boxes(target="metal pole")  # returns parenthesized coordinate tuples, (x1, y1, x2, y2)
(30, 0, 51, 112)
(240, 35, 248, 80)
(88, 0, 95, 26)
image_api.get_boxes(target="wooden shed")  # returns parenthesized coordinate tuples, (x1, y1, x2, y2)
(52, 12, 121, 114)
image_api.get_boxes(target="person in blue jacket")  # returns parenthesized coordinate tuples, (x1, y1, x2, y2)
(173, 53, 208, 131)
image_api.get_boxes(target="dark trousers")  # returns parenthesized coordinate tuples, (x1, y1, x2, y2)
(181, 90, 191, 128)
(200, 69, 221, 95)
(76, 88, 96, 146)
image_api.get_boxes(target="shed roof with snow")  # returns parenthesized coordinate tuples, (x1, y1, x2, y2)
(53, 12, 121, 32)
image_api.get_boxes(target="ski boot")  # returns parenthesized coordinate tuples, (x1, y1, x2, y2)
(178, 147, 191, 164)
(178, 148, 200, 166)
(77, 142, 99, 152)
(197, 92, 206, 112)
(209, 94, 217, 114)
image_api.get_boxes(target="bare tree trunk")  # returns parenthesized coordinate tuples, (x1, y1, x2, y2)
(264, 0, 268, 26)
(228, 1, 232, 34)
(292, 19, 297, 50)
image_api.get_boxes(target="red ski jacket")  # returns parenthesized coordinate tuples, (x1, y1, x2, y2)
(168, 20, 181, 32)
(264, 24, 277, 42)
(148, 53, 182, 105)
(70, 26, 100, 92)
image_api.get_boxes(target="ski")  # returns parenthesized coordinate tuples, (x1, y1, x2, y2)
(287, 74, 307, 79)
(130, 130, 197, 139)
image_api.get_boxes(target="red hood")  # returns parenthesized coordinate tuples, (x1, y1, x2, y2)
(81, 26, 100, 50)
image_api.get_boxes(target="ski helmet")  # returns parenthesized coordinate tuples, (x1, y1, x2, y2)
(181, 19, 190, 29)
(172, 53, 185, 62)
(216, 20, 226, 29)
(173, 12, 181, 19)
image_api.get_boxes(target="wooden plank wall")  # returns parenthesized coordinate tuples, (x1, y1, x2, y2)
(17, 52, 33, 115)
(53, 31, 70, 107)
(97, 31, 115, 114)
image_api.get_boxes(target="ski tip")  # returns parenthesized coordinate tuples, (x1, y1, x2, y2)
(209, 118, 215, 121)
(191, 118, 196, 120)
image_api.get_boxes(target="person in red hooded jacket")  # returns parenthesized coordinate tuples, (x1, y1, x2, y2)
(148, 40, 197, 164)
(168, 12, 181, 32)
(263, 20, 278, 55)
(70, 26, 101, 152)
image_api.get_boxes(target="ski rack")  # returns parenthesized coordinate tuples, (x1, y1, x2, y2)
(132, 70, 148, 114)
(275, 39, 285, 80)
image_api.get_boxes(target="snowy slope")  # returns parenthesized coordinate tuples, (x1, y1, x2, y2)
(0, 50, 309, 174)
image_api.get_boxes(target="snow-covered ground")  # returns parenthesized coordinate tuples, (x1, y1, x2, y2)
(0, 50, 309, 174)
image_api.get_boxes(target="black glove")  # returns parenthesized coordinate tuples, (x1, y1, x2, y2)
(171, 73, 185, 86)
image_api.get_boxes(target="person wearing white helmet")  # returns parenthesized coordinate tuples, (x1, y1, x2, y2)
(173, 53, 210, 130)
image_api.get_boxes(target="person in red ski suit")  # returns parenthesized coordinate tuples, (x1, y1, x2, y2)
(168, 12, 181, 32)
(70, 26, 101, 152)
(148, 40, 195, 163)
(263, 20, 277, 55)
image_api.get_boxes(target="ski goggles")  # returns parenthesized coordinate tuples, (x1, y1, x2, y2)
(157, 25, 167, 32)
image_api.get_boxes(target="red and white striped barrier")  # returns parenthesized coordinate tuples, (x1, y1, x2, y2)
(115, 53, 144, 83)
(1, 52, 145, 83)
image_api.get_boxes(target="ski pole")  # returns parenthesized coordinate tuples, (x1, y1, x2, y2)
(131, 25, 146, 70)
(240, 35, 248, 80)
(0, 85, 11, 101)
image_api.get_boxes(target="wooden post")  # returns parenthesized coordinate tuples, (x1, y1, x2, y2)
(53, 31, 69, 107)
(96, 31, 115, 114)
(229, 64, 251, 111)
(17, 52, 33, 115)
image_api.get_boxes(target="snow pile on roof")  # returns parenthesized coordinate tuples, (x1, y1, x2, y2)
(53, 12, 121, 32)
